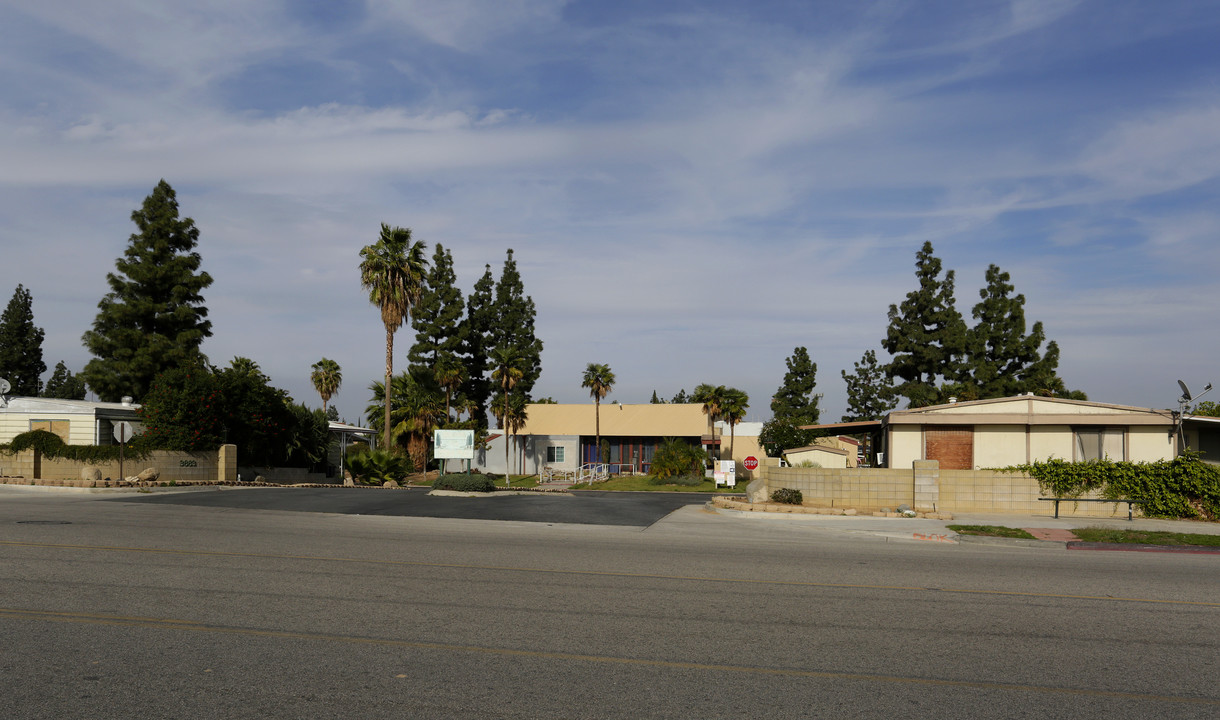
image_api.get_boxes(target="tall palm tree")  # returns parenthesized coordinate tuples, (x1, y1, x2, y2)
(310, 358, 342, 414)
(360, 223, 427, 450)
(504, 394, 529, 477)
(581, 363, 615, 466)
(491, 346, 525, 486)
(691, 383, 726, 461)
(721, 387, 750, 463)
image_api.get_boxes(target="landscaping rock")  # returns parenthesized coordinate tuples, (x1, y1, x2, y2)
(843, 509, 857, 516)
(383, 479, 399, 488)
(81, 466, 103, 484)
(136, 468, 160, 483)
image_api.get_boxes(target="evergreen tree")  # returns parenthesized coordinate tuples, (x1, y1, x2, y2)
(1021, 340, 1087, 399)
(0, 284, 46, 396)
(650, 390, 664, 404)
(671, 388, 688, 404)
(461, 264, 496, 428)
(882, 241, 967, 408)
(43, 361, 87, 400)
(841, 349, 898, 421)
(963, 264, 1042, 398)
(81, 181, 213, 401)
(488, 249, 544, 414)
(770, 346, 820, 426)
(409, 243, 466, 376)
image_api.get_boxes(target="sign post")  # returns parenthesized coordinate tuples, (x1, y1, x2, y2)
(113, 421, 134, 483)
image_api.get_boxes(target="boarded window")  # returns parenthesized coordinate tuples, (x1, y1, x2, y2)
(1074, 427, 1124, 461)
(30, 420, 70, 442)
(925, 426, 973, 470)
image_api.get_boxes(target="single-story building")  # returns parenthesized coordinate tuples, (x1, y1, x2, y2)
(497, 403, 714, 475)
(784, 436, 862, 469)
(0, 395, 142, 446)
(805, 395, 1181, 470)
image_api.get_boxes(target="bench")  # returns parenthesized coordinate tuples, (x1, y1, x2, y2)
(1038, 497, 1142, 521)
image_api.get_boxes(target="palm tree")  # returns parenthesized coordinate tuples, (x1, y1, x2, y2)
(491, 346, 525, 486)
(691, 383, 726, 461)
(366, 373, 444, 478)
(581, 363, 615, 466)
(721, 387, 750, 463)
(360, 224, 427, 450)
(310, 358, 342, 414)
(434, 356, 466, 423)
(504, 394, 530, 478)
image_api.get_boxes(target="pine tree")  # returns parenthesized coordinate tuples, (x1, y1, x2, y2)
(81, 181, 213, 401)
(461, 264, 496, 428)
(841, 349, 897, 421)
(43, 361, 87, 400)
(650, 390, 664, 404)
(409, 243, 467, 376)
(671, 388, 688, 404)
(0, 284, 46, 396)
(770, 346, 820, 426)
(488, 249, 544, 414)
(882, 241, 967, 408)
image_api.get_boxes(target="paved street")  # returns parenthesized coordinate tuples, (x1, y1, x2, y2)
(2, 486, 1219, 719)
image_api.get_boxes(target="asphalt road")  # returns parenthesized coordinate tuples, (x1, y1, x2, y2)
(114, 486, 713, 527)
(2, 487, 1219, 719)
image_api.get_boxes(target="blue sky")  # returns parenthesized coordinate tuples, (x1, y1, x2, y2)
(2, 0, 1218, 425)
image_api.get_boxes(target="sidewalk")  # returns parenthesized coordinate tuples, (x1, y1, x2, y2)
(709, 504, 1220, 552)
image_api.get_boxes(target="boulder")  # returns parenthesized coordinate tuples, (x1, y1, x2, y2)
(80, 466, 103, 484)
(383, 479, 399, 488)
(137, 468, 160, 483)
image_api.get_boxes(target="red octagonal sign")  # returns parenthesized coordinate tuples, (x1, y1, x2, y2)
(743, 456, 759, 471)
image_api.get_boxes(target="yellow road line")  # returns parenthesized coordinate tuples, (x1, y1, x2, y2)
(2, 539, 1218, 607)
(1, 607, 1216, 706)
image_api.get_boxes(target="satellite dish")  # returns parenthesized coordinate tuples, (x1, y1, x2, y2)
(1178, 380, 1192, 402)
(0, 378, 10, 395)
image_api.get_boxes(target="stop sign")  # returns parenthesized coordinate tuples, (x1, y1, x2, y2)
(743, 456, 759, 471)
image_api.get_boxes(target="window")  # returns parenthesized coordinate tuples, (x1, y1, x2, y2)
(1074, 427, 1124, 461)
(30, 420, 70, 442)
(546, 446, 565, 463)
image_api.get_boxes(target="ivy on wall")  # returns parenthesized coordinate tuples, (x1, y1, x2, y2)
(0, 429, 152, 464)
(1007, 452, 1220, 520)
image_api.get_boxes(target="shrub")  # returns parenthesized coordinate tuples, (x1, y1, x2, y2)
(432, 474, 497, 492)
(650, 438, 706, 479)
(345, 448, 408, 485)
(771, 487, 803, 505)
(1012, 453, 1220, 519)
(1, 430, 148, 463)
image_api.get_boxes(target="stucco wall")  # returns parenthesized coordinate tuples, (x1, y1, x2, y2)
(0, 445, 238, 483)
(973, 425, 1025, 467)
(1128, 426, 1173, 462)
(888, 425, 923, 467)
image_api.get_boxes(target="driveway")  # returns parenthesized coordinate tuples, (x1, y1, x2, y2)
(115, 487, 714, 527)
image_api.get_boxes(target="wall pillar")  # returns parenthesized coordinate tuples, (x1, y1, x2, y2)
(218, 444, 237, 483)
(913, 459, 939, 512)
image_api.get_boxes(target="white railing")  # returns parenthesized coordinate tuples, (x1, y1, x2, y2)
(541, 465, 575, 483)
(578, 463, 609, 483)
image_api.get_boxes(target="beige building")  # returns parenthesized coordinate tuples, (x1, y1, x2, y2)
(0, 396, 142, 446)
(515, 403, 713, 473)
(874, 395, 1177, 469)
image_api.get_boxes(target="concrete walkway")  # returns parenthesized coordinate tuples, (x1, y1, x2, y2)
(709, 505, 1220, 551)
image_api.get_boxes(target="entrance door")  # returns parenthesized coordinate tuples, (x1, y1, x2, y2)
(925, 426, 973, 470)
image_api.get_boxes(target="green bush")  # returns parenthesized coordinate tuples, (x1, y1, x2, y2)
(771, 487, 803, 505)
(432, 474, 497, 492)
(650, 438, 706, 479)
(345, 448, 409, 485)
(1012, 452, 1220, 519)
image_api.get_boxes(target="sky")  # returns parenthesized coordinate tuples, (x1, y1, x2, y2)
(2, 0, 1219, 426)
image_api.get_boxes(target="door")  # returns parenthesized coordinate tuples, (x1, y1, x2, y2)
(925, 426, 973, 470)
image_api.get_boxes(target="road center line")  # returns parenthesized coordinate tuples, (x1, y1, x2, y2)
(3, 539, 1218, 607)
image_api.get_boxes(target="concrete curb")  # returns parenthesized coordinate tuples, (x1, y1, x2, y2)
(955, 534, 1066, 549)
(1067, 541, 1220, 554)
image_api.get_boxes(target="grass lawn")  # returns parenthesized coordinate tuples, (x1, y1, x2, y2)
(946, 524, 1038, 540)
(569, 475, 740, 493)
(1071, 527, 1220, 546)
